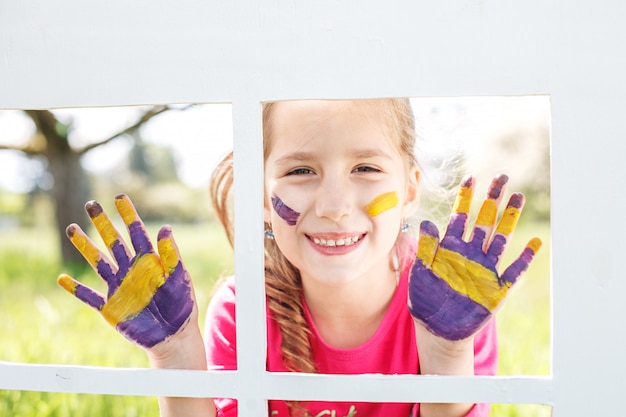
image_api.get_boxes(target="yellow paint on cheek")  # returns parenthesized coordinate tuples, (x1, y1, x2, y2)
(364, 192, 399, 217)
(452, 185, 473, 214)
(495, 206, 521, 236)
(69, 233, 101, 269)
(92, 212, 119, 249)
(417, 234, 439, 266)
(475, 200, 497, 227)
(158, 237, 179, 274)
(100, 254, 166, 326)
(432, 248, 506, 311)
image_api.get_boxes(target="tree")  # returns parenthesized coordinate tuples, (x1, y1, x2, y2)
(0, 105, 174, 263)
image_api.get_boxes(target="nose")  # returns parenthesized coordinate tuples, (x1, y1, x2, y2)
(315, 176, 353, 222)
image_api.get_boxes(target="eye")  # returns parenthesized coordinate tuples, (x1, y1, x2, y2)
(353, 165, 381, 173)
(287, 167, 314, 176)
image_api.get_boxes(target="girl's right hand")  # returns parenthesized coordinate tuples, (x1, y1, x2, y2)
(57, 194, 195, 350)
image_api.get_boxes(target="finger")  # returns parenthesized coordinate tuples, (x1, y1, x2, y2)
(416, 220, 440, 267)
(469, 174, 508, 250)
(445, 175, 474, 240)
(57, 273, 106, 311)
(85, 200, 132, 271)
(66, 224, 118, 285)
(155, 225, 195, 328)
(157, 225, 184, 276)
(500, 237, 542, 286)
(114, 194, 154, 255)
(486, 193, 525, 266)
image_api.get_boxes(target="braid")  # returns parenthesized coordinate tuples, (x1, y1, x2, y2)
(208, 150, 318, 374)
(265, 240, 317, 374)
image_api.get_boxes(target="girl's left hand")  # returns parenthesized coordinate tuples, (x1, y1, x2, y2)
(408, 174, 542, 341)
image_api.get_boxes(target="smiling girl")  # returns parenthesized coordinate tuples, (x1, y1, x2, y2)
(59, 98, 541, 417)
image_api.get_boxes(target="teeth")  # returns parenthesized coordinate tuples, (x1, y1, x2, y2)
(313, 235, 360, 247)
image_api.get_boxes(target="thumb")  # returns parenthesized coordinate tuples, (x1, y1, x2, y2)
(416, 220, 440, 267)
(157, 225, 184, 276)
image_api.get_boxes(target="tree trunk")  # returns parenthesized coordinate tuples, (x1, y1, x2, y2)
(47, 147, 91, 264)
(26, 110, 91, 264)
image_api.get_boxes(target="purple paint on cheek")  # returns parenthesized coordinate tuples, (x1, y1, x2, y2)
(271, 194, 300, 226)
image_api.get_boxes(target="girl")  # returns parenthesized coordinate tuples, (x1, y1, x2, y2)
(58, 98, 541, 417)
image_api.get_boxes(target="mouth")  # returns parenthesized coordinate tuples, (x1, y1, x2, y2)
(307, 233, 366, 247)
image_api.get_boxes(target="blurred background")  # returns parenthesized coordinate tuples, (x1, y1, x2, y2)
(0, 97, 551, 417)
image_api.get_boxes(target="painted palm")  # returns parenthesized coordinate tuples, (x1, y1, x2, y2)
(408, 175, 542, 341)
(58, 194, 194, 349)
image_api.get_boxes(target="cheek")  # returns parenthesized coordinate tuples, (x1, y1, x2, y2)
(271, 194, 301, 226)
(363, 191, 399, 217)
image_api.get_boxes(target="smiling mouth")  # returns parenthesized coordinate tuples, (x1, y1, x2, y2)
(309, 234, 365, 247)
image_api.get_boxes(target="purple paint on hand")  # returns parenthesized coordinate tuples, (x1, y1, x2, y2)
(128, 221, 154, 255)
(408, 263, 492, 340)
(409, 175, 542, 341)
(487, 174, 509, 199)
(74, 284, 106, 311)
(59, 195, 195, 350)
(445, 213, 468, 239)
(272, 194, 300, 226)
(117, 261, 193, 348)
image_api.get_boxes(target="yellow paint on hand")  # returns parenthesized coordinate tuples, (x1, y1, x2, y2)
(452, 185, 473, 214)
(475, 199, 497, 227)
(92, 211, 121, 250)
(57, 274, 78, 295)
(158, 236, 179, 274)
(101, 254, 166, 326)
(432, 247, 506, 311)
(115, 196, 140, 226)
(417, 233, 439, 266)
(69, 233, 101, 269)
(364, 191, 398, 217)
(528, 237, 542, 253)
(495, 206, 521, 236)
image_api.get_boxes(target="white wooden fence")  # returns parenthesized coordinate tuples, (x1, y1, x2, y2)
(2, 1, 626, 416)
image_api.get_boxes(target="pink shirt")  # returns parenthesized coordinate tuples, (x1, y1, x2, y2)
(205, 263, 497, 416)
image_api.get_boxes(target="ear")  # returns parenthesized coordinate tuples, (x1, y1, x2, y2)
(402, 166, 421, 217)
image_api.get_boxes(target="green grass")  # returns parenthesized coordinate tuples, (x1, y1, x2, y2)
(0, 222, 551, 416)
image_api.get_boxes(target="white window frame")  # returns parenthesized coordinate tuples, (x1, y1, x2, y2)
(2, 1, 626, 416)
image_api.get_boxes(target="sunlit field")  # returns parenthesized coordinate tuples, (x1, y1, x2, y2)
(0, 222, 551, 416)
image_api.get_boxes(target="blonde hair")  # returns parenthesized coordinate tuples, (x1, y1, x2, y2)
(209, 98, 424, 413)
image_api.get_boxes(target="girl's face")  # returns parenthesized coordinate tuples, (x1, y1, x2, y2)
(264, 100, 419, 288)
